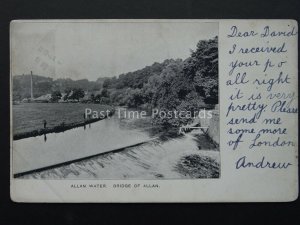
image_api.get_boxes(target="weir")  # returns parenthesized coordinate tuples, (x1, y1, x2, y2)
(16, 131, 220, 179)
(13, 139, 154, 178)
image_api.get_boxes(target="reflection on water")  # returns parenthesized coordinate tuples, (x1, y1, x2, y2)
(13, 107, 219, 179)
(83, 123, 92, 130)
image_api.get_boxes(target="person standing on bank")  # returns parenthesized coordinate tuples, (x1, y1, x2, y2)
(43, 120, 47, 129)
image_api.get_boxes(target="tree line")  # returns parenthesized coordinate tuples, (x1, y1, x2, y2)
(101, 36, 218, 126)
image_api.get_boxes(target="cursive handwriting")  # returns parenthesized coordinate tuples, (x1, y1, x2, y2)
(236, 156, 292, 169)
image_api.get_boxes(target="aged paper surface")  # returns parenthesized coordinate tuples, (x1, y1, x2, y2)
(10, 19, 298, 202)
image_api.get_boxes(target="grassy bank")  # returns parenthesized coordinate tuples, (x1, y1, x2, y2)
(13, 103, 114, 140)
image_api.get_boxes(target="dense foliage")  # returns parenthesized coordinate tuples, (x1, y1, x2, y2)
(103, 36, 218, 126)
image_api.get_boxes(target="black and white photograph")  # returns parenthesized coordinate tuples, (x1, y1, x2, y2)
(11, 21, 219, 180)
(1, 0, 298, 220)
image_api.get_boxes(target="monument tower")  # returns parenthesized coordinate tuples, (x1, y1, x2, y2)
(30, 71, 33, 99)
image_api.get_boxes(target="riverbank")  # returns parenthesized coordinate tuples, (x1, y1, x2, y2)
(13, 112, 114, 140)
(199, 109, 220, 146)
(13, 103, 114, 140)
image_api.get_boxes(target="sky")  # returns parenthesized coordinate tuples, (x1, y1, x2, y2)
(11, 21, 218, 81)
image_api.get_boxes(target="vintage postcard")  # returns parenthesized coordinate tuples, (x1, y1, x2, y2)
(10, 20, 298, 202)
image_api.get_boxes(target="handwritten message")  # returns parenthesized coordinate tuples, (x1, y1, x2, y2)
(223, 22, 298, 170)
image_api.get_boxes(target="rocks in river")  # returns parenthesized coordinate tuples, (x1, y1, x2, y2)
(175, 154, 220, 178)
(155, 173, 164, 178)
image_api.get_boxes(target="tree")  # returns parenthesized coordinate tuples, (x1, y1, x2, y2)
(94, 94, 101, 103)
(100, 97, 110, 104)
(69, 88, 85, 100)
(148, 39, 218, 127)
(13, 79, 22, 101)
(102, 78, 111, 88)
(184, 36, 218, 104)
(51, 90, 62, 102)
(91, 93, 95, 102)
(100, 88, 109, 98)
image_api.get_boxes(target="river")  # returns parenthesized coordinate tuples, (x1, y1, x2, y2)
(13, 107, 220, 179)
